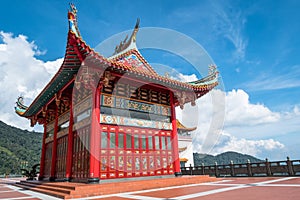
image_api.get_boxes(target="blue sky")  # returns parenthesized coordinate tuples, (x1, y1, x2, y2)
(0, 0, 299, 160)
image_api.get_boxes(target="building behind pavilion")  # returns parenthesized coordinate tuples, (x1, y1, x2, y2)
(177, 120, 197, 167)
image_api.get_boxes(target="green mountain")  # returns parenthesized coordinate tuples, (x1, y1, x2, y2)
(0, 120, 42, 175)
(194, 151, 263, 166)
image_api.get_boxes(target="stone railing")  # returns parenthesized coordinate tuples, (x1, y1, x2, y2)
(181, 157, 300, 177)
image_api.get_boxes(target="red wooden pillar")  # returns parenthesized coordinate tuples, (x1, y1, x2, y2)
(38, 123, 47, 180)
(65, 98, 74, 181)
(170, 91, 182, 176)
(50, 100, 59, 181)
(88, 86, 101, 183)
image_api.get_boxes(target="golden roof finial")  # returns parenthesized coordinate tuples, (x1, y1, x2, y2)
(68, 3, 81, 37)
(131, 18, 140, 42)
(113, 18, 140, 55)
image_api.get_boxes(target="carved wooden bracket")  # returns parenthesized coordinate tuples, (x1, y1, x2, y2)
(101, 71, 115, 87)
(42, 106, 48, 117)
(191, 93, 197, 106)
(62, 96, 70, 107)
(30, 116, 37, 127)
(175, 91, 186, 109)
(55, 92, 62, 107)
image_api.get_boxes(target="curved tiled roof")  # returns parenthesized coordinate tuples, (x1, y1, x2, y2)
(16, 13, 218, 119)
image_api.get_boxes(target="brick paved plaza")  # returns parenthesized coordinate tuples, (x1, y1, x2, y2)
(1, 177, 300, 199)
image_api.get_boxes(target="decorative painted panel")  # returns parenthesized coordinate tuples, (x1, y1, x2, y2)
(100, 114, 172, 130)
(101, 94, 171, 116)
(118, 53, 151, 72)
(99, 125, 174, 179)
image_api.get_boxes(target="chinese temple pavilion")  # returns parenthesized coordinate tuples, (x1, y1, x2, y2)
(15, 4, 218, 183)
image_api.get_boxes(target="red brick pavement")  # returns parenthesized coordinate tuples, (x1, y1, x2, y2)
(78, 177, 300, 200)
(136, 185, 227, 199)
(189, 186, 300, 200)
(0, 178, 59, 200)
(2, 177, 300, 199)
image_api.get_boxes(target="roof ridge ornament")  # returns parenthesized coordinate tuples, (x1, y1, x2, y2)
(15, 96, 28, 116)
(131, 18, 140, 43)
(208, 65, 217, 75)
(188, 65, 219, 85)
(113, 18, 140, 55)
(68, 3, 81, 37)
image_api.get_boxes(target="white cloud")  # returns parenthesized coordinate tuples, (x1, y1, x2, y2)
(44, 58, 63, 75)
(0, 31, 63, 130)
(225, 89, 280, 126)
(212, 131, 284, 156)
(212, 3, 248, 62)
(171, 73, 198, 82)
(293, 105, 300, 115)
(150, 63, 200, 82)
(244, 65, 300, 91)
(176, 86, 296, 159)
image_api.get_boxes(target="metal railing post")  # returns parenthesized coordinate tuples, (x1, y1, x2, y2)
(215, 162, 219, 177)
(287, 156, 294, 176)
(230, 160, 235, 176)
(247, 159, 252, 176)
(266, 158, 272, 176)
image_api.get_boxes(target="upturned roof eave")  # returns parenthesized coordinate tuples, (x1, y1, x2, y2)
(20, 32, 82, 117)
(20, 29, 218, 117)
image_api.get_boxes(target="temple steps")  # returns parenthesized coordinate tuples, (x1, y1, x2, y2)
(14, 175, 217, 199)
(14, 182, 70, 199)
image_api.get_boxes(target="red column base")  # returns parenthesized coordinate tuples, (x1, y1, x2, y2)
(175, 172, 183, 177)
(87, 177, 100, 184)
(64, 177, 72, 182)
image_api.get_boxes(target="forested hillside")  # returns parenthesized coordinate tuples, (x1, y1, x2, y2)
(0, 121, 42, 175)
(194, 151, 263, 166)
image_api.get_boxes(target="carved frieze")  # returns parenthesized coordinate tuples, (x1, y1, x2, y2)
(58, 111, 70, 126)
(73, 95, 92, 116)
(73, 117, 91, 131)
(101, 94, 171, 116)
(100, 114, 172, 130)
